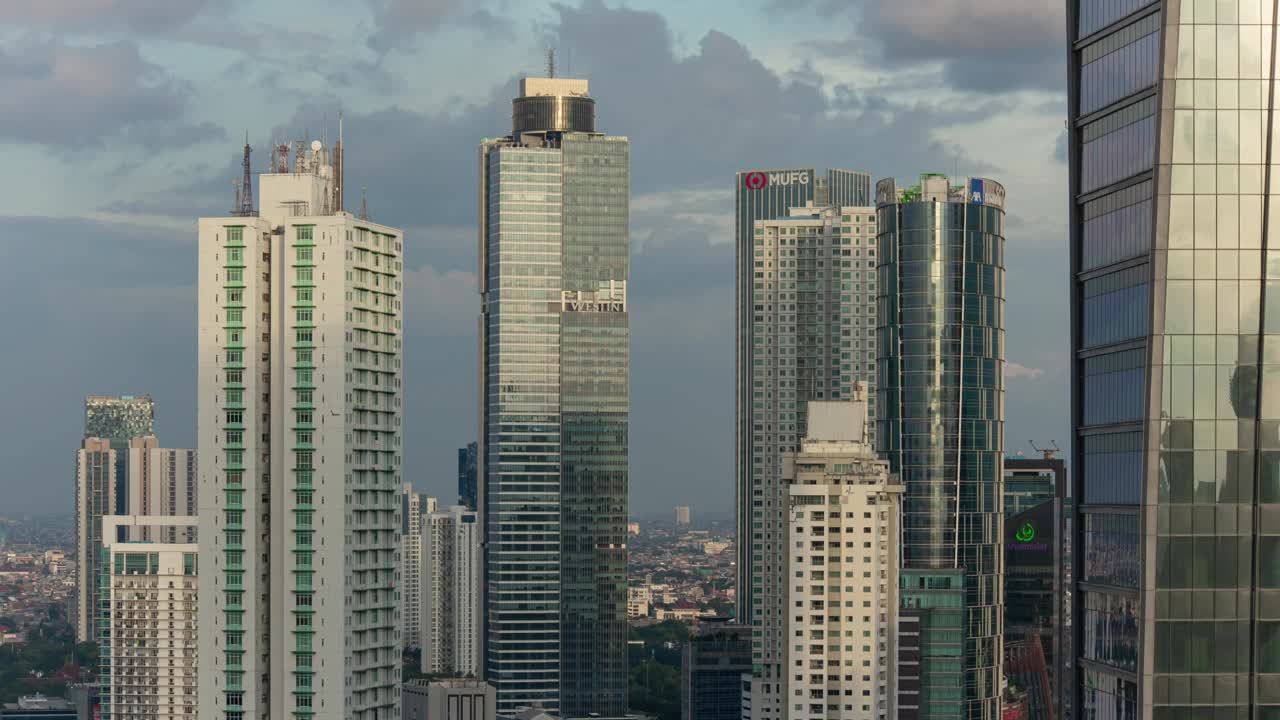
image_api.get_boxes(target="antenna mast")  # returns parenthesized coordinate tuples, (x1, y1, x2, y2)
(333, 112, 344, 213)
(547, 48, 556, 78)
(360, 186, 369, 221)
(238, 132, 254, 216)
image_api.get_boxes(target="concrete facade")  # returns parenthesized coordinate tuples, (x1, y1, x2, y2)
(197, 138, 403, 720)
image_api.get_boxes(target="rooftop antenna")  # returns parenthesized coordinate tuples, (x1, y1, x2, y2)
(360, 186, 369, 221)
(546, 47, 556, 78)
(1028, 440, 1061, 460)
(333, 111, 344, 213)
(238, 131, 254, 216)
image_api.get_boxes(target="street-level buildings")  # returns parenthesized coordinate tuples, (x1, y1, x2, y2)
(197, 136, 404, 720)
(478, 75, 629, 716)
(682, 619, 751, 720)
(1002, 456, 1067, 720)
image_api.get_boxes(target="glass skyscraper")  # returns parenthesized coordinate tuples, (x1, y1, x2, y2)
(479, 75, 629, 717)
(876, 174, 1006, 720)
(1067, 0, 1280, 717)
(734, 167, 872, 628)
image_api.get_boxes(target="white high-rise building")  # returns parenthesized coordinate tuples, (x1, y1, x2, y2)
(126, 437, 197, 543)
(197, 136, 404, 720)
(751, 394, 901, 720)
(99, 515, 199, 720)
(400, 487, 436, 651)
(420, 505, 481, 677)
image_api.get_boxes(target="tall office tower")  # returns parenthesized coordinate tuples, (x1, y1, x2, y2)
(75, 437, 117, 643)
(457, 443, 478, 509)
(420, 505, 482, 677)
(98, 515, 198, 720)
(1003, 456, 1067, 720)
(126, 436, 197, 543)
(197, 136, 404, 720)
(1065, 0, 1280, 716)
(875, 174, 1006, 720)
(401, 488, 436, 650)
(735, 168, 873, 626)
(682, 619, 752, 720)
(750, 396, 901, 720)
(478, 74, 629, 716)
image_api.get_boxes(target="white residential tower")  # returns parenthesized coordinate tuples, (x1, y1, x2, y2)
(197, 136, 404, 720)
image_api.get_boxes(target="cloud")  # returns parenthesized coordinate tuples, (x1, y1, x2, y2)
(367, 0, 511, 53)
(0, 40, 224, 148)
(1054, 129, 1068, 164)
(1006, 361, 1046, 380)
(802, 0, 1065, 93)
(0, 0, 227, 33)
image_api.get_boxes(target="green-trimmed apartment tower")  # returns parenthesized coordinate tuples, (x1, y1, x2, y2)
(876, 174, 1007, 720)
(1066, 0, 1280, 716)
(479, 75, 630, 717)
(198, 137, 404, 720)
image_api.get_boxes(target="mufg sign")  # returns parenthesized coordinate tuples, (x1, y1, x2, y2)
(743, 171, 811, 190)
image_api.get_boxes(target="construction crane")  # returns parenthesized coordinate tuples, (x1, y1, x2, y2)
(1028, 440, 1061, 460)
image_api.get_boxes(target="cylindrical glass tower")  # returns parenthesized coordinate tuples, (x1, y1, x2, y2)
(876, 174, 1006, 720)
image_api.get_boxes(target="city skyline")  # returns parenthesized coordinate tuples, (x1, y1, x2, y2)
(0, 0, 1070, 518)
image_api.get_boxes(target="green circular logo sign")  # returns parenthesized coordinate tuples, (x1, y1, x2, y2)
(1015, 522, 1036, 543)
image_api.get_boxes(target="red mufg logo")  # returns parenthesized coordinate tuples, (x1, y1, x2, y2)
(743, 172, 767, 190)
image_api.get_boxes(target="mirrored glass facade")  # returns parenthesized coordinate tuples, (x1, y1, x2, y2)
(876, 175, 1006, 720)
(479, 78, 629, 717)
(1067, 0, 1280, 716)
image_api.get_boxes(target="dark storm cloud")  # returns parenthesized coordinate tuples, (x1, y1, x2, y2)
(0, 216, 197, 513)
(796, 0, 1066, 93)
(0, 0, 228, 34)
(0, 40, 224, 148)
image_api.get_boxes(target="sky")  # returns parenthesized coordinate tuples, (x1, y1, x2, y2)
(0, 0, 1070, 516)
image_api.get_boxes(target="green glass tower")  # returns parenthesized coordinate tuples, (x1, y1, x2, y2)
(876, 174, 1006, 720)
(479, 75, 629, 717)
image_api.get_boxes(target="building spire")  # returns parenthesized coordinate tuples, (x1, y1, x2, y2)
(238, 131, 254, 216)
